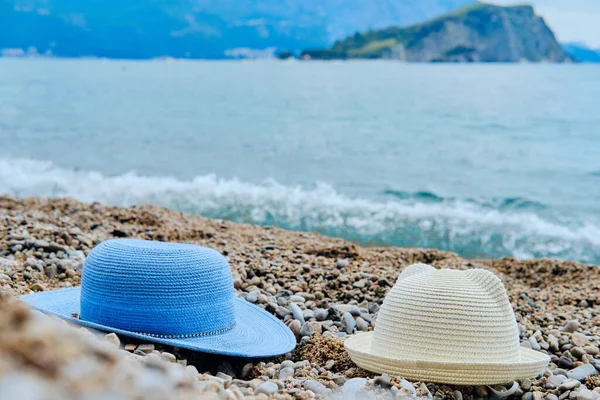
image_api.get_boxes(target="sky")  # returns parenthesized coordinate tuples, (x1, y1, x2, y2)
(489, 0, 600, 47)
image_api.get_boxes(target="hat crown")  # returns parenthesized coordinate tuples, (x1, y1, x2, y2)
(371, 264, 520, 363)
(80, 239, 235, 337)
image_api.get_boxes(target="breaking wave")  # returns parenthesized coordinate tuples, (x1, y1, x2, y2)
(1, 157, 599, 264)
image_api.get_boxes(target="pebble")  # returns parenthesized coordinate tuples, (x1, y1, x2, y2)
(160, 352, 176, 363)
(289, 303, 305, 324)
(572, 333, 587, 347)
(343, 312, 356, 334)
(45, 265, 57, 278)
(575, 390, 595, 400)
(547, 374, 567, 388)
(278, 367, 294, 380)
(400, 379, 417, 397)
(355, 316, 369, 331)
(299, 322, 315, 338)
(276, 306, 290, 318)
(571, 347, 587, 359)
(314, 308, 328, 321)
(336, 259, 349, 268)
(567, 364, 598, 381)
(246, 292, 258, 303)
(564, 320, 580, 333)
(558, 356, 575, 370)
(342, 378, 367, 399)
(288, 320, 302, 339)
(559, 380, 581, 391)
(374, 374, 392, 387)
(104, 333, 120, 348)
(454, 390, 463, 400)
(303, 380, 329, 396)
(353, 279, 367, 288)
(255, 381, 278, 396)
(136, 344, 155, 354)
(529, 336, 542, 351)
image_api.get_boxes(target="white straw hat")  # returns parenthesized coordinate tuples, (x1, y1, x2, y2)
(345, 264, 549, 385)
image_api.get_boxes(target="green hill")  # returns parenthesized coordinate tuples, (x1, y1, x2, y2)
(302, 4, 571, 62)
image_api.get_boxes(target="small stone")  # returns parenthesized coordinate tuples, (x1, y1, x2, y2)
(522, 393, 533, 400)
(558, 356, 574, 370)
(572, 347, 587, 359)
(65, 268, 76, 278)
(584, 345, 599, 356)
(342, 378, 367, 399)
(567, 364, 598, 381)
(276, 306, 291, 318)
(572, 333, 587, 347)
(30, 282, 46, 291)
(521, 378, 532, 391)
(549, 334, 560, 351)
(278, 367, 294, 380)
(125, 343, 137, 352)
(300, 322, 315, 338)
(454, 390, 463, 400)
(288, 320, 302, 339)
(547, 374, 567, 389)
(315, 308, 327, 321)
(476, 386, 488, 397)
(533, 391, 544, 400)
(246, 292, 258, 303)
(374, 374, 392, 387)
(355, 316, 369, 331)
(529, 336, 542, 351)
(216, 372, 233, 382)
(255, 381, 278, 396)
(44, 265, 57, 278)
(559, 379, 581, 391)
(521, 340, 532, 349)
(137, 344, 155, 354)
(303, 380, 328, 396)
(547, 395, 559, 400)
(160, 352, 176, 363)
(574, 389, 594, 400)
(564, 321, 580, 333)
(400, 379, 417, 397)
(337, 259, 349, 268)
(290, 303, 305, 324)
(343, 312, 356, 334)
(352, 279, 367, 289)
(104, 333, 120, 348)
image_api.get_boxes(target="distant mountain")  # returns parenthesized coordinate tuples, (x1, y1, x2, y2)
(562, 42, 600, 63)
(0, 0, 475, 59)
(302, 4, 572, 63)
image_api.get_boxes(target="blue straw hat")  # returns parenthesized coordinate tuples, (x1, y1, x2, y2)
(21, 239, 296, 358)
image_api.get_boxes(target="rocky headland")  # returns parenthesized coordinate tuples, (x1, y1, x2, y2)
(0, 196, 599, 399)
(302, 4, 571, 62)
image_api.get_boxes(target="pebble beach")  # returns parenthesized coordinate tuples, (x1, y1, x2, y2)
(0, 195, 599, 400)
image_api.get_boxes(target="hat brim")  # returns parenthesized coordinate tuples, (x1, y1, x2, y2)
(21, 287, 296, 358)
(345, 332, 550, 385)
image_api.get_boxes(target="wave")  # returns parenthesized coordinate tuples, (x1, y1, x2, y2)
(1, 157, 599, 264)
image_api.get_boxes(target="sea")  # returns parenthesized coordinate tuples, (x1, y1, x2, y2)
(1, 58, 599, 264)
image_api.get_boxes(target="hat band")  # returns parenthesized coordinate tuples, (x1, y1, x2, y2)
(74, 313, 237, 339)
(128, 322, 237, 339)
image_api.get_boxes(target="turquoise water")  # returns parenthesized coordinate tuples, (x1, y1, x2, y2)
(1, 58, 599, 263)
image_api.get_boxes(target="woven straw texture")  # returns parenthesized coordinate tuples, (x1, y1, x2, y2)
(22, 239, 295, 357)
(345, 263, 550, 385)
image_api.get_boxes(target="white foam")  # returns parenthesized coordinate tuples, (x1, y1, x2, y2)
(1, 157, 599, 262)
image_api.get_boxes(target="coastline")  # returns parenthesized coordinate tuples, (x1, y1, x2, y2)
(1, 195, 599, 399)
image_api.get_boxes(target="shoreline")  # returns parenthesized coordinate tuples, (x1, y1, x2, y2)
(1, 195, 599, 399)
